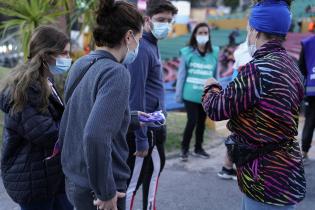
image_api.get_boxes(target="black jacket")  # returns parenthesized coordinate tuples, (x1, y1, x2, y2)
(0, 83, 65, 204)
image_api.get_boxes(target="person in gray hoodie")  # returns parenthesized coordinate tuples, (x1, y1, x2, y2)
(59, 1, 144, 210)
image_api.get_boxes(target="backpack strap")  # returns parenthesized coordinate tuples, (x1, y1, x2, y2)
(64, 56, 109, 104)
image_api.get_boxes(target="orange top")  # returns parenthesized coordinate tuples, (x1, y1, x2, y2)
(308, 22, 315, 32)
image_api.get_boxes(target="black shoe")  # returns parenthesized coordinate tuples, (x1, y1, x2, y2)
(181, 150, 189, 162)
(217, 167, 237, 180)
(193, 149, 210, 159)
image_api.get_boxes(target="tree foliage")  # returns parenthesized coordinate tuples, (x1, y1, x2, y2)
(0, 0, 67, 60)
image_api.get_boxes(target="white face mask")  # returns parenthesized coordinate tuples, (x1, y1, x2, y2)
(151, 22, 172, 40)
(247, 30, 258, 57)
(196, 35, 209, 45)
(233, 41, 253, 69)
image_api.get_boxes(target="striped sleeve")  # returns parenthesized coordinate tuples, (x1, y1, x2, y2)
(202, 63, 261, 121)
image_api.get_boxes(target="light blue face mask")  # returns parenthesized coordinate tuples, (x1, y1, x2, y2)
(122, 33, 139, 65)
(151, 22, 172, 40)
(49, 57, 72, 75)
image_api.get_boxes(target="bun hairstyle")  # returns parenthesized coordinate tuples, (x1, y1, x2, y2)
(284, 0, 292, 7)
(93, 0, 144, 48)
(146, 0, 178, 17)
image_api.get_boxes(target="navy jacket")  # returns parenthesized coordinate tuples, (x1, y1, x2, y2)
(0, 83, 65, 204)
(127, 32, 165, 151)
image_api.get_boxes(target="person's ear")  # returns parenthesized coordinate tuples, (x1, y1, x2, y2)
(145, 16, 151, 23)
(145, 16, 153, 29)
(124, 30, 133, 45)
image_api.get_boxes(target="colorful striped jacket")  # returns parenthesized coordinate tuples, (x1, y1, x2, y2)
(202, 41, 306, 206)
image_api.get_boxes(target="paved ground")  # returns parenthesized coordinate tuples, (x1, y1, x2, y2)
(1, 118, 315, 210)
(147, 144, 315, 210)
(131, 118, 315, 210)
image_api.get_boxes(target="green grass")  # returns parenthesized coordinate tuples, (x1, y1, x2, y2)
(0, 67, 9, 146)
(165, 111, 216, 152)
(0, 110, 213, 153)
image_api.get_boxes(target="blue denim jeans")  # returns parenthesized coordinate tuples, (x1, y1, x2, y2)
(242, 195, 296, 210)
(20, 194, 73, 210)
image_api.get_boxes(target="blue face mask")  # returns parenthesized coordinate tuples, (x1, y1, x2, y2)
(151, 22, 172, 40)
(49, 57, 72, 75)
(122, 33, 139, 65)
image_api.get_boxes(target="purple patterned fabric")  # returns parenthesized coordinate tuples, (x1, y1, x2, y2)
(202, 41, 306, 206)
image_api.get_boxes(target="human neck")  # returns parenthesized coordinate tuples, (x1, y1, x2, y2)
(96, 46, 125, 63)
(197, 44, 206, 53)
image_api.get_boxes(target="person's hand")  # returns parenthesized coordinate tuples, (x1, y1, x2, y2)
(134, 149, 149, 157)
(204, 78, 219, 88)
(137, 111, 151, 127)
(93, 192, 125, 210)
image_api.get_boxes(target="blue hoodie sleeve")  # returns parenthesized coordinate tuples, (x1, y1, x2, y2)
(127, 45, 150, 151)
(83, 66, 130, 201)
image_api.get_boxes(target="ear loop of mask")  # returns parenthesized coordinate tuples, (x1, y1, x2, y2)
(41, 56, 50, 73)
(125, 35, 131, 55)
(248, 29, 259, 56)
(131, 32, 139, 47)
(126, 31, 137, 54)
(148, 17, 154, 31)
(254, 31, 259, 48)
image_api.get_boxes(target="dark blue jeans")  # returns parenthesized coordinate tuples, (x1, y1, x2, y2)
(20, 194, 73, 210)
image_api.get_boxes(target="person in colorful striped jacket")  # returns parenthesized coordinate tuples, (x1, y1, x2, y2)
(202, 0, 306, 209)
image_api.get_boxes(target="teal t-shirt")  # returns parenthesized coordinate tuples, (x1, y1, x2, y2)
(181, 46, 219, 104)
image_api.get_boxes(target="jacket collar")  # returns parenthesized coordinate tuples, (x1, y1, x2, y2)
(253, 40, 286, 59)
(143, 31, 158, 45)
(90, 50, 118, 62)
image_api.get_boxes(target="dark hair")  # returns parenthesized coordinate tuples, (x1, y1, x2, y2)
(251, 0, 293, 7)
(93, 0, 144, 48)
(188, 23, 213, 54)
(0, 25, 69, 114)
(146, 0, 178, 17)
(262, 33, 286, 41)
